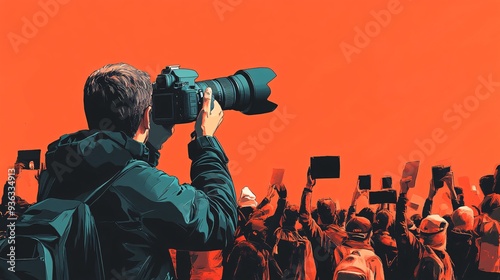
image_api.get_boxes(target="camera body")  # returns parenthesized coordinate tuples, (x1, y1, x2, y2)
(153, 66, 204, 124)
(152, 65, 277, 125)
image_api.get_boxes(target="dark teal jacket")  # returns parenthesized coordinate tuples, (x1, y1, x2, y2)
(37, 130, 237, 280)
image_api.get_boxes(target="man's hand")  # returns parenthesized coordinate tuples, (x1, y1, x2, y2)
(195, 87, 224, 137)
(351, 187, 362, 206)
(442, 171, 458, 200)
(442, 171, 454, 190)
(428, 178, 437, 200)
(306, 167, 316, 190)
(148, 110, 174, 150)
(13, 163, 24, 179)
(400, 176, 412, 195)
(35, 163, 45, 181)
(276, 184, 287, 199)
(266, 184, 277, 200)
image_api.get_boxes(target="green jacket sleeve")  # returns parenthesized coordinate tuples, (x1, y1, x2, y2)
(137, 136, 238, 251)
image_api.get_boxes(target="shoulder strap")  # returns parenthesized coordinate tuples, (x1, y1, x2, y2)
(82, 160, 139, 206)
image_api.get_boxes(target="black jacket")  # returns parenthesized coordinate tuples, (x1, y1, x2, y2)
(37, 130, 237, 280)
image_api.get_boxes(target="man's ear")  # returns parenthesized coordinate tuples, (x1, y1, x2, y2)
(143, 106, 152, 130)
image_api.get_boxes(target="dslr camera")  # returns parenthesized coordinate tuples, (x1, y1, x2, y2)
(152, 65, 277, 124)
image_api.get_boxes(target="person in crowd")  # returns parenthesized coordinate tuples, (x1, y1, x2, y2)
(493, 165, 500, 194)
(447, 206, 479, 280)
(372, 209, 400, 280)
(474, 192, 500, 280)
(272, 188, 316, 279)
(396, 177, 455, 280)
(223, 184, 286, 280)
(299, 169, 382, 280)
(480, 175, 495, 196)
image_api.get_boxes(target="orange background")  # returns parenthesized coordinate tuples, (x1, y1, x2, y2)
(1, 0, 499, 212)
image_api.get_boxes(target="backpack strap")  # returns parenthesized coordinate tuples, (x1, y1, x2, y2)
(81, 160, 139, 206)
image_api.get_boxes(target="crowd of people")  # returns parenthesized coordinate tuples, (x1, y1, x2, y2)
(166, 166, 500, 280)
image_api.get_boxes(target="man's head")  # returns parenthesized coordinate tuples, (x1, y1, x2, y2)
(317, 198, 337, 225)
(451, 206, 474, 231)
(357, 207, 375, 224)
(373, 209, 394, 232)
(480, 175, 495, 196)
(346, 216, 372, 241)
(282, 204, 299, 228)
(418, 214, 448, 251)
(410, 213, 423, 228)
(480, 193, 500, 216)
(494, 165, 500, 192)
(84, 63, 152, 142)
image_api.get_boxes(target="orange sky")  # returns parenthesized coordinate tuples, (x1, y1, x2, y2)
(1, 0, 499, 213)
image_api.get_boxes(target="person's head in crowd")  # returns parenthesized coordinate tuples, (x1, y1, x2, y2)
(410, 213, 423, 228)
(451, 206, 474, 231)
(238, 186, 258, 220)
(418, 214, 449, 251)
(244, 217, 268, 244)
(346, 216, 372, 242)
(357, 207, 375, 224)
(494, 165, 500, 192)
(480, 193, 500, 216)
(317, 198, 337, 225)
(373, 209, 394, 232)
(442, 214, 453, 232)
(407, 216, 419, 236)
(281, 204, 300, 228)
(337, 209, 347, 227)
(479, 175, 495, 196)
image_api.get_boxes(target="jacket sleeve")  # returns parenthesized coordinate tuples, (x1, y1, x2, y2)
(395, 193, 424, 273)
(265, 197, 286, 245)
(423, 198, 432, 218)
(299, 188, 337, 254)
(137, 136, 238, 251)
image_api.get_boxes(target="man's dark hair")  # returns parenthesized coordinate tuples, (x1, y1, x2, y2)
(494, 165, 500, 194)
(84, 63, 152, 137)
(357, 207, 375, 224)
(480, 174, 495, 196)
(410, 213, 422, 228)
(373, 209, 394, 232)
(282, 204, 299, 228)
(480, 193, 500, 215)
(317, 198, 337, 225)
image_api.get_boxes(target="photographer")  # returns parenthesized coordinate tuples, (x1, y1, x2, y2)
(36, 63, 238, 279)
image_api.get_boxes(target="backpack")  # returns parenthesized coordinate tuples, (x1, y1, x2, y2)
(0, 162, 135, 280)
(477, 213, 500, 273)
(413, 245, 448, 280)
(333, 246, 378, 280)
(273, 228, 316, 280)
